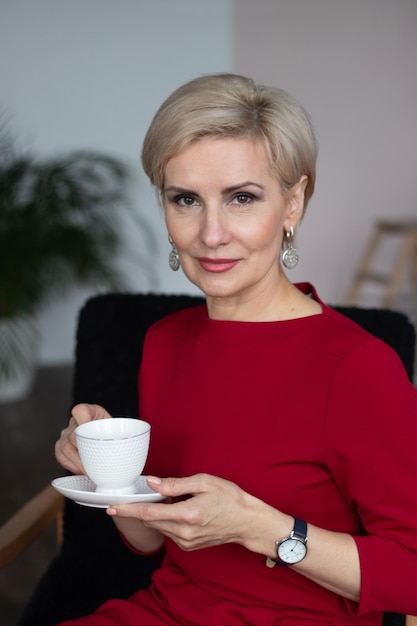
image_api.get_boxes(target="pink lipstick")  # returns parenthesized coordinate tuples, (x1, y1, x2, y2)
(197, 258, 240, 273)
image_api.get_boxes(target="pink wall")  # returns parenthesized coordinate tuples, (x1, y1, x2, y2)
(232, 0, 417, 309)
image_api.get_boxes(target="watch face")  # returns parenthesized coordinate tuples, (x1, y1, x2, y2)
(277, 538, 307, 564)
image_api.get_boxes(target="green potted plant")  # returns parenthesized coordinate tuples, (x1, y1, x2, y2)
(0, 124, 154, 402)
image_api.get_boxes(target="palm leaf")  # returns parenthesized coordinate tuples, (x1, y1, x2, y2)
(0, 126, 157, 318)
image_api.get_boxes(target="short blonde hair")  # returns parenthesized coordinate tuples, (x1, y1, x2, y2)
(141, 73, 317, 213)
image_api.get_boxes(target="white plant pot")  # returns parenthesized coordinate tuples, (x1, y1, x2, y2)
(0, 316, 39, 403)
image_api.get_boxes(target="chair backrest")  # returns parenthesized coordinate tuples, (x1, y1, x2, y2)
(73, 293, 206, 413)
(332, 304, 415, 381)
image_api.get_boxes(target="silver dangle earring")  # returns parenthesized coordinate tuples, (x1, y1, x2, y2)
(281, 226, 299, 269)
(168, 235, 180, 271)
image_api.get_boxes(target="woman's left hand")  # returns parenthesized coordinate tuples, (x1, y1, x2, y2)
(108, 473, 362, 602)
(108, 473, 280, 553)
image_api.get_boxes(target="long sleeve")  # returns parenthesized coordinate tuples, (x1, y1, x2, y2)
(324, 337, 417, 615)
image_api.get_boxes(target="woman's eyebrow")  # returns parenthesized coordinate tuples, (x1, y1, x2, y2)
(163, 186, 193, 194)
(222, 182, 265, 193)
(164, 182, 265, 195)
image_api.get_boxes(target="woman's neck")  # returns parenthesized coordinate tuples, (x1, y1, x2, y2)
(206, 280, 322, 322)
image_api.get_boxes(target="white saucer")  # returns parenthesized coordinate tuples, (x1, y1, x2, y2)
(51, 475, 164, 508)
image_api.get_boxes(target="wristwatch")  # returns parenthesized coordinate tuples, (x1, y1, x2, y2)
(266, 518, 308, 567)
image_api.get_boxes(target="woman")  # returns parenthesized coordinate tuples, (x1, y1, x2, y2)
(56, 74, 417, 625)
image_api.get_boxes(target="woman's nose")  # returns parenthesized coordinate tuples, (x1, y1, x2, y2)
(199, 206, 231, 248)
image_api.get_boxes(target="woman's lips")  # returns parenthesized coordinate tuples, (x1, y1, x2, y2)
(197, 257, 241, 273)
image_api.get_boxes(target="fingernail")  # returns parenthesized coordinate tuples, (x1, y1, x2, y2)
(107, 507, 117, 515)
(147, 476, 162, 485)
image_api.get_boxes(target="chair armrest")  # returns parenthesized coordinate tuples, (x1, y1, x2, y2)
(0, 484, 64, 569)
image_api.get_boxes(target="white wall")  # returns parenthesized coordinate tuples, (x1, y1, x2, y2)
(2, 0, 416, 365)
(1, 0, 232, 363)
(233, 0, 417, 308)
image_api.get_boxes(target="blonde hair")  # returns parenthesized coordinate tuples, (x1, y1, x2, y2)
(141, 73, 317, 213)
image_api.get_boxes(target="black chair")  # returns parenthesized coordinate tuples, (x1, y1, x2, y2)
(2, 293, 414, 626)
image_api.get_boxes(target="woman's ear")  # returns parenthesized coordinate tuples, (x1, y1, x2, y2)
(284, 175, 308, 230)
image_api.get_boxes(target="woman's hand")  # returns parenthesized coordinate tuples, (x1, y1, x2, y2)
(108, 473, 361, 602)
(55, 403, 112, 474)
(107, 473, 282, 554)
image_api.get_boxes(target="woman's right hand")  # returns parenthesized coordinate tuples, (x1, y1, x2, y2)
(55, 403, 112, 474)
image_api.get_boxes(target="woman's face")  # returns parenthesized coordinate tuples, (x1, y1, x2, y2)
(162, 136, 305, 314)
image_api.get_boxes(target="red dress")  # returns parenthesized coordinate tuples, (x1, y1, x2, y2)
(60, 284, 417, 624)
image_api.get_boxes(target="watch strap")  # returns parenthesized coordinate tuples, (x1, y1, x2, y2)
(292, 518, 307, 541)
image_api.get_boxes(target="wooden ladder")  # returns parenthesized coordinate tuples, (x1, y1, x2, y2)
(344, 220, 417, 307)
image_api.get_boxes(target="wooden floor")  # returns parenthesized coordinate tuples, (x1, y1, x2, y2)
(0, 365, 73, 626)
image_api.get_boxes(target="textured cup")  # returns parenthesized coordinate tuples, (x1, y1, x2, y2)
(75, 418, 150, 495)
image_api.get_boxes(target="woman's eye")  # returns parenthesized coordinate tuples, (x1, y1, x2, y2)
(175, 195, 196, 207)
(233, 193, 254, 205)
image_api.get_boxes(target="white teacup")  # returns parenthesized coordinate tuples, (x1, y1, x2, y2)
(75, 417, 150, 495)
